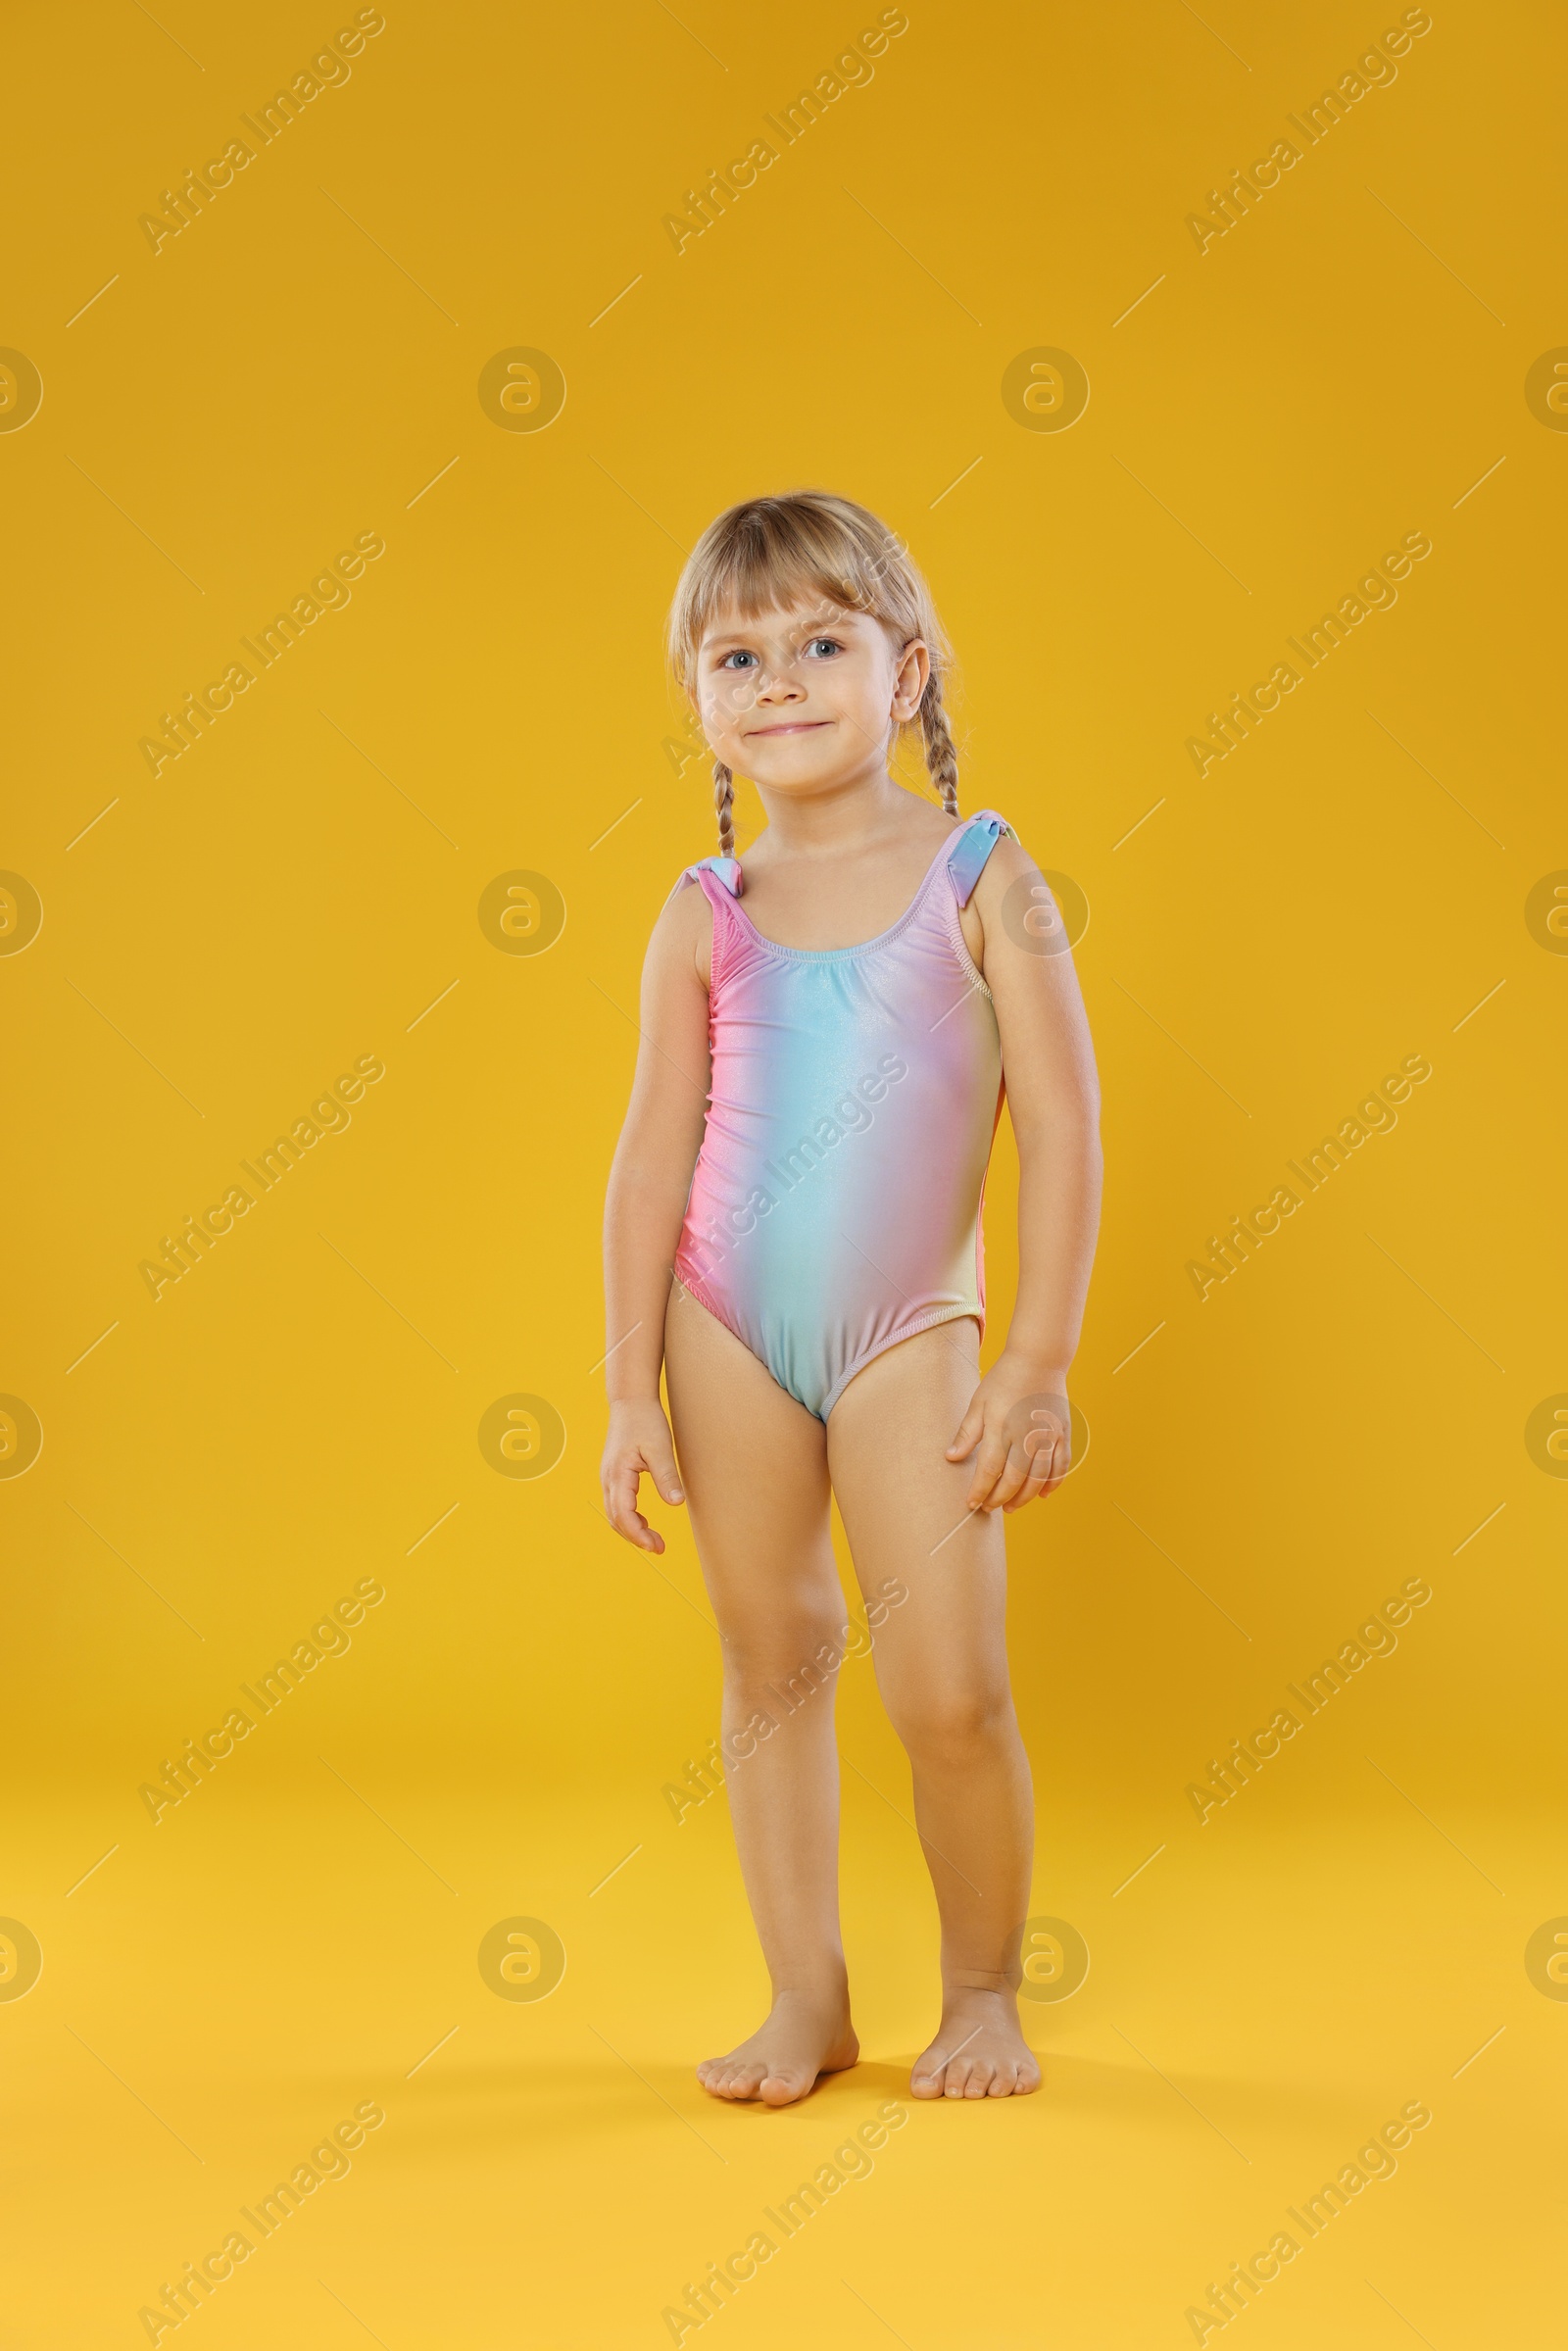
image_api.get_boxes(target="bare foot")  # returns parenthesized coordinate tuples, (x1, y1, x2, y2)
(697, 1990, 859, 2106)
(910, 1987, 1041, 2099)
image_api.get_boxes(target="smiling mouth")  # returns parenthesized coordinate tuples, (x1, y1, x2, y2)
(745, 720, 831, 736)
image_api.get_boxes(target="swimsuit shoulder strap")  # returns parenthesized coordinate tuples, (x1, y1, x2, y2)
(946, 809, 1014, 907)
(668, 854, 744, 906)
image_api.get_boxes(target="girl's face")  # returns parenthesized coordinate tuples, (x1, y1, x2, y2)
(695, 599, 928, 798)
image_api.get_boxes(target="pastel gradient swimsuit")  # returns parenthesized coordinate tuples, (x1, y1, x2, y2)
(672, 811, 1013, 1419)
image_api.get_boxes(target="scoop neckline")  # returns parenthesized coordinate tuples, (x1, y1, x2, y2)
(715, 814, 989, 963)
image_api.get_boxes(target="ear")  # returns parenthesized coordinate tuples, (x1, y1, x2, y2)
(890, 638, 929, 723)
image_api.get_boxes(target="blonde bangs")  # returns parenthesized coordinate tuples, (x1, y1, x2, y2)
(666, 491, 944, 683)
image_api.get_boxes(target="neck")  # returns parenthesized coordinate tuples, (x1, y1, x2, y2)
(749, 765, 913, 859)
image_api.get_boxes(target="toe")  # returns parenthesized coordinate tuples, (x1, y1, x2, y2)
(943, 2061, 970, 2098)
(963, 2061, 995, 2098)
(987, 2062, 1017, 2096)
(909, 2059, 944, 2098)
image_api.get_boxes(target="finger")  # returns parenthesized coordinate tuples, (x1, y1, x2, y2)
(964, 1433, 1011, 1511)
(945, 1400, 986, 1462)
(1005, 1431, 1066, 1509)
(648, 1442, 686, 1506)
(1035, 1431, 1072, 1498)
(605, 1459, 641, 1529)
(988, 1439, 1035, 1512)
(1002, 1399, 1071, 1508)
(606, 1462, 663, 1552)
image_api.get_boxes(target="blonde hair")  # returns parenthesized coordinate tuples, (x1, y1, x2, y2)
(666, 490, 958, 857)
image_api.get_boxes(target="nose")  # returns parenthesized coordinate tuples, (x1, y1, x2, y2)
(753, 658, 805, 704)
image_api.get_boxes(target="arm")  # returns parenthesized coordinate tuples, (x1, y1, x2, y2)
(947, 836, 1102, 1510)
(599, 884, 712, 1552)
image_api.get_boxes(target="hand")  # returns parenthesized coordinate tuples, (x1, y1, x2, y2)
(946, 1355, 1072, 1514)
(601, 1398, 686, 1553)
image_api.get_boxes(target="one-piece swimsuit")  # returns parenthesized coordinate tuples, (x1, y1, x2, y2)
(670, 810, 1013, 1420)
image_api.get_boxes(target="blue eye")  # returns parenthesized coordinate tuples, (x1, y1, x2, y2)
(807, 637, 842, 659)
(719, 650, 758, 669)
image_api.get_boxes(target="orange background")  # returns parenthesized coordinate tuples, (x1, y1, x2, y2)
(4, 0, 1564, 2342)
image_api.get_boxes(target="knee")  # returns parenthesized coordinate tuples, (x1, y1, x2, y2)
(719, 1609, 849, 1705)
(887, 1682, 1012, 1765)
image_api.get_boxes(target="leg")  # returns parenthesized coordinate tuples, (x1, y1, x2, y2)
(663, 1281, 859, 2104)
(827, 1319, 1040, 2099)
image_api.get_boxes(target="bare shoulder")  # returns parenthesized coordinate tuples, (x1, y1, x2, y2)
(967, 828, 1077, 978)
(647, 870, 714, 989)
(971, 827, 1044, 921)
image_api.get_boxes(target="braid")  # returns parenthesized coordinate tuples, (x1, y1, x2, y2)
(712, 759, 735, 857)
(920, 670, 959, 820)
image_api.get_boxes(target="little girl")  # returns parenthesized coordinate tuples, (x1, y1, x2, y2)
(601, 491, 1101, 2104)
